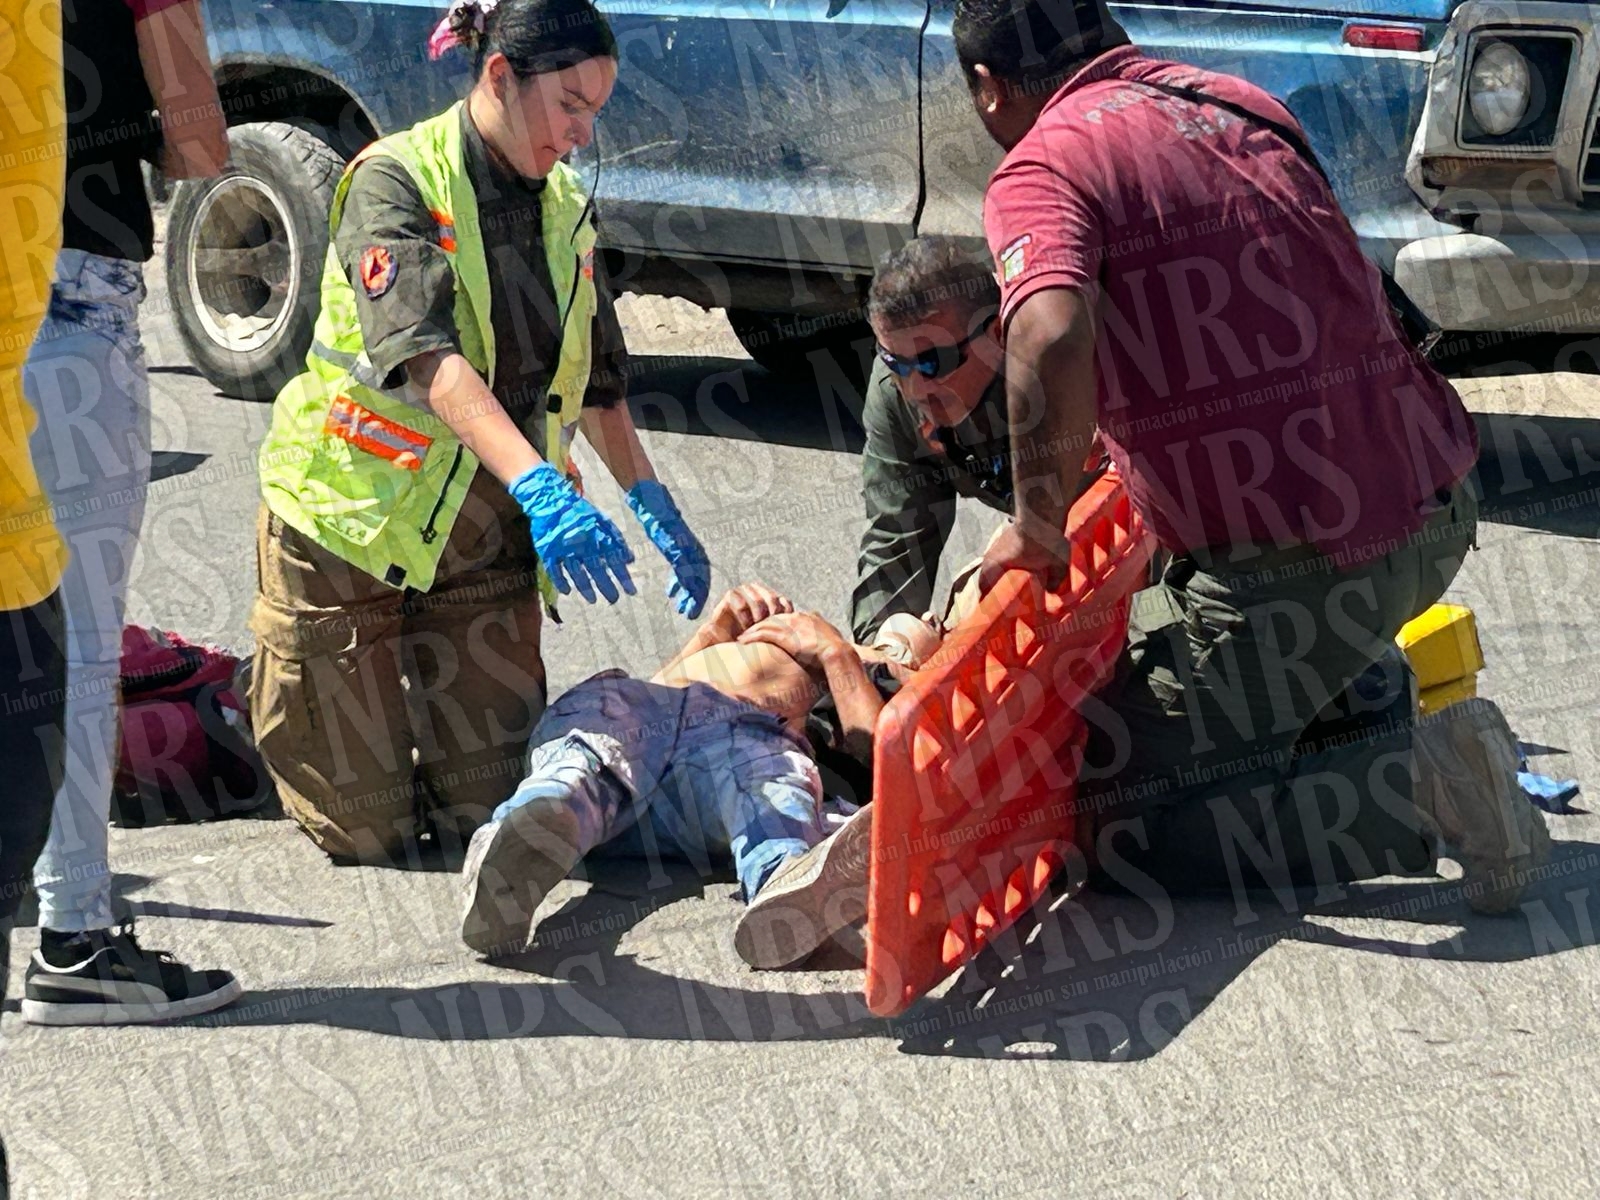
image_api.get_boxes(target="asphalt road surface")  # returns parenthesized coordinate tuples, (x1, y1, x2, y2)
(3, 263, 1599, 1197)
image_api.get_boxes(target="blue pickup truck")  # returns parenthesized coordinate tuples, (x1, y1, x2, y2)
(174, 0, 1598, 396)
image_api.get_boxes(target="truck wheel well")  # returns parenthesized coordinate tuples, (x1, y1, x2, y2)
(216, 64, 378, 159)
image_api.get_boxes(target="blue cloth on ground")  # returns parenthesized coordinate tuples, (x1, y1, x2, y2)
(1516, 741, 1580, 814)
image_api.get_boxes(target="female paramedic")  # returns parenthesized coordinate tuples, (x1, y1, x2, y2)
(249, 0, 711, 865)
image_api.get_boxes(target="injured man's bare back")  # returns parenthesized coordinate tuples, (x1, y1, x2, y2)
(459, 584, 946, 969)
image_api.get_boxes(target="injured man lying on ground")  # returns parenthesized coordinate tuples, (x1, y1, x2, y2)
(460, 583, 954, 969)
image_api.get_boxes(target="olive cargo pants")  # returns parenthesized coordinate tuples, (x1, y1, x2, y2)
(1079, 482, 1478, 897)
(249, 467, 546, 864)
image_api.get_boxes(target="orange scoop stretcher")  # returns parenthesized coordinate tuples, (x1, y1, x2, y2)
(863, 470, 1155, 1017)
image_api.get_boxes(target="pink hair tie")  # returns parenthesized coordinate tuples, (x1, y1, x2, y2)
(426, 15, 461, 60)
(426, 0, 500, 61)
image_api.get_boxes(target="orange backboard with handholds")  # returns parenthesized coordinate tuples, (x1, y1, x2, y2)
(863, 471, 1155, 1018)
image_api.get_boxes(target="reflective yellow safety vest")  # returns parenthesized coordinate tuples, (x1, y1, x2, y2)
(258, 101, 596, 597)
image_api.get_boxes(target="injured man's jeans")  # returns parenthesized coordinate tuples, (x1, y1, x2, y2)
(493, 670, 836, 900)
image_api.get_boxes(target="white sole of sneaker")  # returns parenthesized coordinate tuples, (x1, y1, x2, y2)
(734, 805, 873, 970)
(19, 977, 244, 1027)
(460, 798, 584, 957)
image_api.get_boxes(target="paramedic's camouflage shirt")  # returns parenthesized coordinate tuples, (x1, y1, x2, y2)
(849, 360, 1012, 643)
(334, 106, 628, 454)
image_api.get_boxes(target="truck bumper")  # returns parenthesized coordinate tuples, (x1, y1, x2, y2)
(1393, 228, 1600, 333)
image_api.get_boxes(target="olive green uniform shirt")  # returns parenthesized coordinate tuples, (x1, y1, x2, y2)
(849, 360, 1013, 642)
(334, 106, 627, 455)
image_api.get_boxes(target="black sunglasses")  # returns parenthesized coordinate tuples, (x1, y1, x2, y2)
(877, 316, 996, 380)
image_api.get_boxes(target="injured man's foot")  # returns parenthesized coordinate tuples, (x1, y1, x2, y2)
(459, 583, 945, 967)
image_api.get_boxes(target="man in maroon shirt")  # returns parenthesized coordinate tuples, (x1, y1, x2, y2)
(949, 0, 1546, 908)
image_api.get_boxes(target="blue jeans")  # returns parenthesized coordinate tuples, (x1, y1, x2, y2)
(494, 672, 828, 900)
(24, 249, 150, 932)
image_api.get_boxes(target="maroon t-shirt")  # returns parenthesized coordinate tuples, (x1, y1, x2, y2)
(984, 47, 1479, 564)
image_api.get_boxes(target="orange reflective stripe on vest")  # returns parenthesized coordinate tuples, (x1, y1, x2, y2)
(431, 209, 457, 253)
(324, 396, 432, 470)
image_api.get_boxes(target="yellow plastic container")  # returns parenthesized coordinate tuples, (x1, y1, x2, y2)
(1397, 603, 1484, 691)
(1418, 675, 1478, 715)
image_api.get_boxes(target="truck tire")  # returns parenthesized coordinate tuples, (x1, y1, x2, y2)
(166, 121, 345, 401)
(729, 308, 875, 386)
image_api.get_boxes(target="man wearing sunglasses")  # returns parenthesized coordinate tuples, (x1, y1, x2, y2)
(848, 237, 1018, 644)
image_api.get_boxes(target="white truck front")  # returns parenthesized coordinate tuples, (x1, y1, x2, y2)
(1404, 1, 1600, 333)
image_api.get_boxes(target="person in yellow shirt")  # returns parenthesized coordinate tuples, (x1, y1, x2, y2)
(1, 0, 69, 1187)
(0, 1, 68, 606)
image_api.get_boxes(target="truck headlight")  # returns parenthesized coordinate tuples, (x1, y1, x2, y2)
(1468, 41, 1531, 136)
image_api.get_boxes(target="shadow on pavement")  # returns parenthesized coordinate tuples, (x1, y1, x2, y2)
(148, 450, 209, 484)
(1437, 332, 1600, 377)
(192, 862, 889, 1043)
(111, 782, 282, 829)
(163, 840, 1600, 1056)
(892, 837, 1600, 1062)
(126, 899, 332, 928)
(625, 356, 866, 454)
(98, 872, 331, 929)
(1472, 413, 1600, 539)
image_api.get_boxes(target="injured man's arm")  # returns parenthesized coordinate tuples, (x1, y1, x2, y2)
(734, 610, 909, 772)
(651, 583, 936, 742)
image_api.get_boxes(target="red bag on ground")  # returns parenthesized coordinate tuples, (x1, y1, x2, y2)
(113, 626, 273, 826)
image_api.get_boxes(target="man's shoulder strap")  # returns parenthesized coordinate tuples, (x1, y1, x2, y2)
(1127, 79, 1440, 350)
(1130, 79, 1329, 186)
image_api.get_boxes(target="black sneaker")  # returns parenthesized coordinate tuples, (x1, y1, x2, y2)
(21, 926, 243, 1026)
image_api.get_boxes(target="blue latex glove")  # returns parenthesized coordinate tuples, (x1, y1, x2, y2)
(625, 479, 711, 618)
(508, 463, 635, 605)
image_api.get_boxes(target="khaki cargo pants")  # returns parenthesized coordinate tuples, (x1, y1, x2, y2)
(249, 467, 546, 864)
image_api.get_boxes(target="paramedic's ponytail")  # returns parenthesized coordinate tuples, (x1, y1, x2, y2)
(427, 0, 617, 76)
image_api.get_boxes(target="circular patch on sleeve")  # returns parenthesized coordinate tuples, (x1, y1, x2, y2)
(358, 246, 397, 299)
